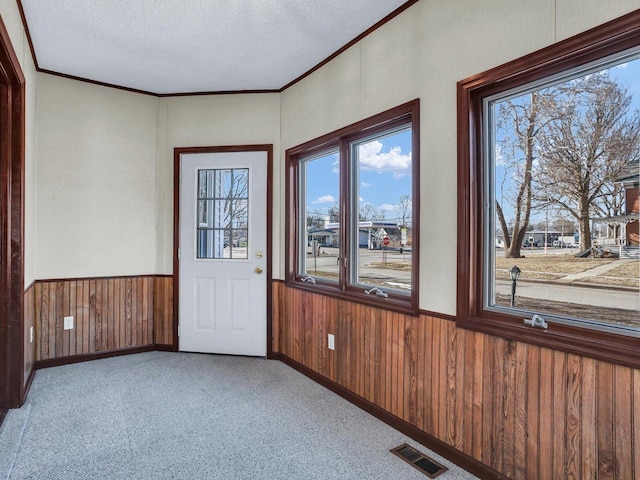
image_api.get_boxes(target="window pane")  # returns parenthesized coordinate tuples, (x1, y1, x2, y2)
(216, 169, 233, 198)
(197, 168, 249, 260)
(487, 53, 640, 334)
(350, 127, 413, 293)
(231, 199, 248, 228)
(300, 150, 340, 282)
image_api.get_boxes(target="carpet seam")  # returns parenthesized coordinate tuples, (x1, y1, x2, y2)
(5, 403, 31, 480)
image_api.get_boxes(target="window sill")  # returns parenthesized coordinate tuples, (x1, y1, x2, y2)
(285, 279, 419, 317)
(457, 312, 640, 370)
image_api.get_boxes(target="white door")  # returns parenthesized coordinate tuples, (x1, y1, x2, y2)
(179, 151, 267, 356)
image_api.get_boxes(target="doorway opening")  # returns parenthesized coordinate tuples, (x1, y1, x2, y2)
(0, 16, 26, 409)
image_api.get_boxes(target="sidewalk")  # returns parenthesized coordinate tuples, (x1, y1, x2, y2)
(556, 261, 629, 283)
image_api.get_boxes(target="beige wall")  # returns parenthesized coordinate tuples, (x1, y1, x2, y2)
(155, 94, 281, 274)
(279, 0, 640, 315)
(32, 80, 281, 279)
(24, 33, 37, 288)
(556, 0, 640, 40)
(35, 75, 158, 279)
(23, 0, 640, 312)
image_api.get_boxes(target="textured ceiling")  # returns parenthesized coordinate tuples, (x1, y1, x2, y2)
(20, 0, 411, 95)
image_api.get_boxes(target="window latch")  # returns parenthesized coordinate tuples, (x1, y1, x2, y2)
(365, 286, 388, 299)
(301, 276, 316, 284)
(524, 314, 548, 330)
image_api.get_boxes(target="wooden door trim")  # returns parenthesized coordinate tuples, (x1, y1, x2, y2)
(0, 14, 26, 409)
(173, 145, 274, 357)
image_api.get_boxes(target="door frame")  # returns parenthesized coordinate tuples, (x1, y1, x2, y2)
(173, 145, 274, 357)
(0, 15, 26, 409)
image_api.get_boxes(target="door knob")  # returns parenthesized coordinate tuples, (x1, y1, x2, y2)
(255, 267, 263, 274)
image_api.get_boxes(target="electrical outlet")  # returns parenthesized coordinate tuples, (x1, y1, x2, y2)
(328, 333, 335, 350)
(63, 316, 74, 330)
(30, 326, 33, 343)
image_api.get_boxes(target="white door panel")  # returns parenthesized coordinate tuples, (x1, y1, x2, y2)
(179, 151, 267, 356)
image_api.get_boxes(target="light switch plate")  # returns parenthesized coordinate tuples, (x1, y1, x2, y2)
(64, 316, 74, 330)
(328, 333, 335, 350)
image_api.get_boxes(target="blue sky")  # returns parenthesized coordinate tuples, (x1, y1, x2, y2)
(494, 53, 640, 226)
(305, 128, 413, 223)
(305, 52, 640, 228)
(610, 55, 640, 104)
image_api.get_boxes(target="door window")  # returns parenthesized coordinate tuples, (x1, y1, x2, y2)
(196, 168, 249, 259)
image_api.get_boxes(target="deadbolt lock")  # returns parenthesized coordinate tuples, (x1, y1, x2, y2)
(255, 251, 263, 259)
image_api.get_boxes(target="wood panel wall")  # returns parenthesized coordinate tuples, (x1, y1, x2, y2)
(273, 282, 639, 480)
(33, 275, 174, 361)
(23, 284, 35, 386)
(154, 276, 174, 346)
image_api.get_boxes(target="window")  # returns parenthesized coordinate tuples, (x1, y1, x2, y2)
(298, 149, 341, 283)
(197, 168, 249, 259)
(286, 100, 419, 313)
(458, 11, 640, 368)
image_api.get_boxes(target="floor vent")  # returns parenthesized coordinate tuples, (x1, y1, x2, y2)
(390, 443, 448, 478)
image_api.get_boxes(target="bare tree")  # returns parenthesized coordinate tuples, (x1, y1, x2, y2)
(495, 91, 552, 258)
(394, 194, 412, 228)
(551, 215, 577, 234)
(359, 203, 383, 221)
(535, 73, 640, 250)
(327, 202, 340, 223)
(592, 180, 626, 239)
(306, 208, 326, 230)
(530, 220, 548, 232)
(223, 170, 248, 229)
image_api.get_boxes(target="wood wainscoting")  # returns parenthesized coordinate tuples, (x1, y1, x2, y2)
(32, 275, 174, 364)
(23, 284, 35, 389)
(154, 276, 174, 346)
(273, 281, 639, 480)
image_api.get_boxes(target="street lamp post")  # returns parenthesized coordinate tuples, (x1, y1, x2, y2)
(509, 265, 521, 307)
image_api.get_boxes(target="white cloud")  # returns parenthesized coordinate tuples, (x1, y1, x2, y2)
(358, 140, 411, 178)
(313, 195, 336, 204)
(361, 182, 372, 188)
(379, 203, 396, 211)
(495, 144, 505, 166)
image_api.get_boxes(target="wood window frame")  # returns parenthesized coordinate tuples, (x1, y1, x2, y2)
(457, 10, 640, 369)
(0, 14, 26, 409)
(285, 99, 420, 315)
